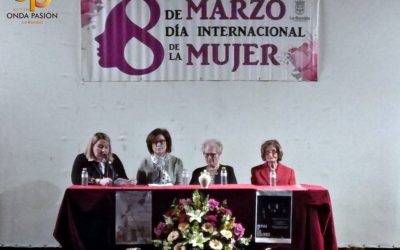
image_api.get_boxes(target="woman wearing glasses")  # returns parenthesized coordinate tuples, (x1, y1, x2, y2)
(251, 139, 296, 185)
(190, 139, 237, 185)
(136, 128, 184, 185)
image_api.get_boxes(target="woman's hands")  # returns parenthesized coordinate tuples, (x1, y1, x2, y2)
(96, 177, 113, 186)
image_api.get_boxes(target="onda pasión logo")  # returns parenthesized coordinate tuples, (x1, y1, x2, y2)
(6, 0, 58, 24)
(15, 0, 52, 11)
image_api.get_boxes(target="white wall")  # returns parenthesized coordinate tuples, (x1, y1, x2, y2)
(1, 0, 399, 247)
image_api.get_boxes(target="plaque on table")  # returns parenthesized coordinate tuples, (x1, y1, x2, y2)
(115, 191, 152, 244)
(255, 190, 292, 243)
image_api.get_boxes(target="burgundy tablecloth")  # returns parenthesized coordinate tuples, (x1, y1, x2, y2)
(53, 184, 337, 250)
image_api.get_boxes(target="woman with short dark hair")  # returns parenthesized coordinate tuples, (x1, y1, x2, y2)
(251, 139, 296, 185)
(136, 128, 183, 185)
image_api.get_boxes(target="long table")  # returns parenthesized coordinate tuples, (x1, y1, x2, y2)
(53, 184, 337, 250)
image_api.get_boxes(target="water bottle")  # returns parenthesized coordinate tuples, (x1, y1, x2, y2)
(81, 168, 89, 186)
(220, 167, 228, 185)
(181, 169, 190, 185)
(269, 169, 277, 186)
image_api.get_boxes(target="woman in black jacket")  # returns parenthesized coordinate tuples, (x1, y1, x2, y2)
(71, 132, 128, 185)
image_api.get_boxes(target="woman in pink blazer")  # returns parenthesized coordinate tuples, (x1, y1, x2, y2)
(251, 139, 296, 185)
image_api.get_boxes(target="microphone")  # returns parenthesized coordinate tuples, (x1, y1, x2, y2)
(104, 158, 115, 186)
(108, 159, 115, 181)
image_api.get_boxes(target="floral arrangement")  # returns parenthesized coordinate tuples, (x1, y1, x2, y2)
(153, 190, 252, 250)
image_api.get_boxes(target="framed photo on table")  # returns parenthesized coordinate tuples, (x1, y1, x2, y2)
(115, 191, 153, 245)
(255, 190, 293, 243)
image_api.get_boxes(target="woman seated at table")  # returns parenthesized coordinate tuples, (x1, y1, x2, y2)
(190, 139, 237, 184)
(136, 128, 183, 185)
(251, 139, 296, 185)
(71, 132, 128, 186)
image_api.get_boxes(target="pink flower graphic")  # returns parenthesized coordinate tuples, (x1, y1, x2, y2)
(81, 0, 103, 28)
(288, 40, 318, 81)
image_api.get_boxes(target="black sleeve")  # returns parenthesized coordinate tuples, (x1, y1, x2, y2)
(190, 168, 201, 185)
(227, 166, 238, 184)
(112, 154, 128, 179)
(136, 168, 148, 185)
(71, 154, 84, 185)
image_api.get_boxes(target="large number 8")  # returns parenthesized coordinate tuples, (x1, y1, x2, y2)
(95, 0, 164, 76)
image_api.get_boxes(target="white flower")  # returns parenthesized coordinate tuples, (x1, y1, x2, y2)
(162, 240, 169, 250)
(209, 239, 223, 250)
(165, 216, 174, 226)
(173, 242, 186, 250)
(189, 232, 208, 248)
(201, 222, 215, 233)
(187, 209, 205, 223)
(220, 229, 233, 239)
(167, 231, 180, 242)
(178, 223, 190, 232)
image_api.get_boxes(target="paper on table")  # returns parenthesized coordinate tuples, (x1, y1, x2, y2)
(148, 183, 174, 187)
(113, 178, 137, 186)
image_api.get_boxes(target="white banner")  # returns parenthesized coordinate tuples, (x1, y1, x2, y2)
(81, 0, 319, 81)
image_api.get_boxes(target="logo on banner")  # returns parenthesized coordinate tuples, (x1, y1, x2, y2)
(6, 0, 58, 24)
(290, 0, 310, 22)
(295, 0, 305, 15)
(15, 0, 52, 11)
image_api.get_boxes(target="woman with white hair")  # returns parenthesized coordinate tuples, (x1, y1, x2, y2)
(190, 139, 237, 185)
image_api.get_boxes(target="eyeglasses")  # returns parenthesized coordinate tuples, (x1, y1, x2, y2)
(265, 150, 277, 155)
(153, 139, 166, 145)
(204, 153, 219, 158)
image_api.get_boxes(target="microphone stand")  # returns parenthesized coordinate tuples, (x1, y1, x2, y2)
(107, 160, 115, 186)
(102, 157, 115, 186)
